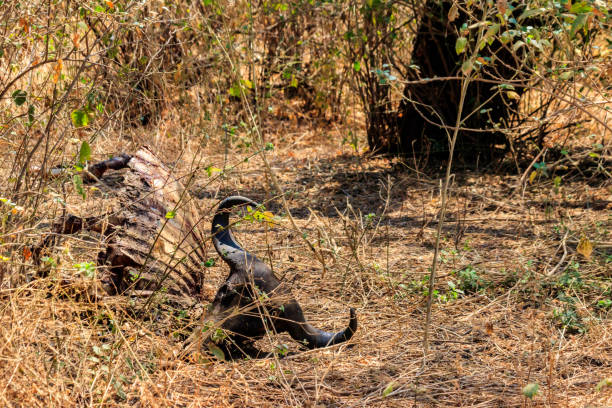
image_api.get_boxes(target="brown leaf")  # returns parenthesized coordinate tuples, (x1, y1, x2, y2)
(22, 247, 32, 261)
(448, 2, 459, 22)
(19, 17, 29, 34)
(576, 236, 593, 259)
(496, 0, 507, 15)
(506, 91, 520, 100)
(53, 59, 63, 84)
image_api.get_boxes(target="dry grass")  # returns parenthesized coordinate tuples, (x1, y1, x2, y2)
(1, 118, 610, 406)
(0, 2, 611, 406)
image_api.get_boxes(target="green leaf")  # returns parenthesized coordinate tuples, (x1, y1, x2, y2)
(570, 2, 593, 14)
(275, 343, 289, 356)
(483, 24, 500, 43)
(205, 166, 221, 177)
(78, 141, 91, 164)
(455, 37, 468, 54)
(208, 344, 225, 361)
(500, 31, 513, 44)
(76, 262, 95, 278)
(204, 258, 215, 267)
(265, 142, 274, 151)
(27, 105, 35, 126)
(289, 75, 298, 88)
(522, 383, 539, 399)
(72, 174, 86, 200)
(12, 90, 27, 106)
(165, 211, 176, 219)
(382, 382, 395, 397)
(353, 61, 361, 72)
(71, 109, 90, 128)
(596, 377, 612, 391)
(461, 60, 473, 76)
(228, 83, 241, 98)
(518, 7, 546, 21)
(570, 14, 588, 38)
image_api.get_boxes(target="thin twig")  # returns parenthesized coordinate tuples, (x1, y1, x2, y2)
(546, 230, 569, 277)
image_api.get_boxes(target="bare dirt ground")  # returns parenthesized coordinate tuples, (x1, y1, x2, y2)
(0, 120, 610, 407)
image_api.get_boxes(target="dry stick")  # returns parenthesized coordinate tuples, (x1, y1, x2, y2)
(516, 147, 548, 196)
(422, 72, 472, 358)
(546, 230, 569, 277)
(421, 2, 499, 358)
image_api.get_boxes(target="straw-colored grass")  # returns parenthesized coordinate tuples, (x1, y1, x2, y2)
(0, 2, 610, 404)
(1, 121, 610, 406)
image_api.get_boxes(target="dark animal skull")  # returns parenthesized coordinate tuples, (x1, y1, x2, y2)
(210, 196, 357, 356)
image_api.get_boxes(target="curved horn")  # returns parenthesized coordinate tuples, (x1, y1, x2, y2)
(284, 303, 357, 349)
(211, 196, 260, 271)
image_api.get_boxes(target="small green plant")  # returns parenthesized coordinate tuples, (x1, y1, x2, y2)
(522, 383, 539, 399)
(382, 381, 395, 398)
(342, 130, 359, 152)
(211, 328, 227, 342)
(268, 361, 277, 382)
(113, 378, 127, 401)
(364, 212, 376, 225)
(462, 239, 472, 252)
(72, 174, 86, 200)
(41, 256, 57, 268)
(439, 248, 458, 264)
(75, 261, 96, 278)
(553, 305, 584, 334)
(457, 266, 484, 293)
(558, 262, 583, 289)
(95, 312, 117, 333)
(257, 288, 270, 302)
(446, 281, 464, 300)
(275, 343, 289, 356)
